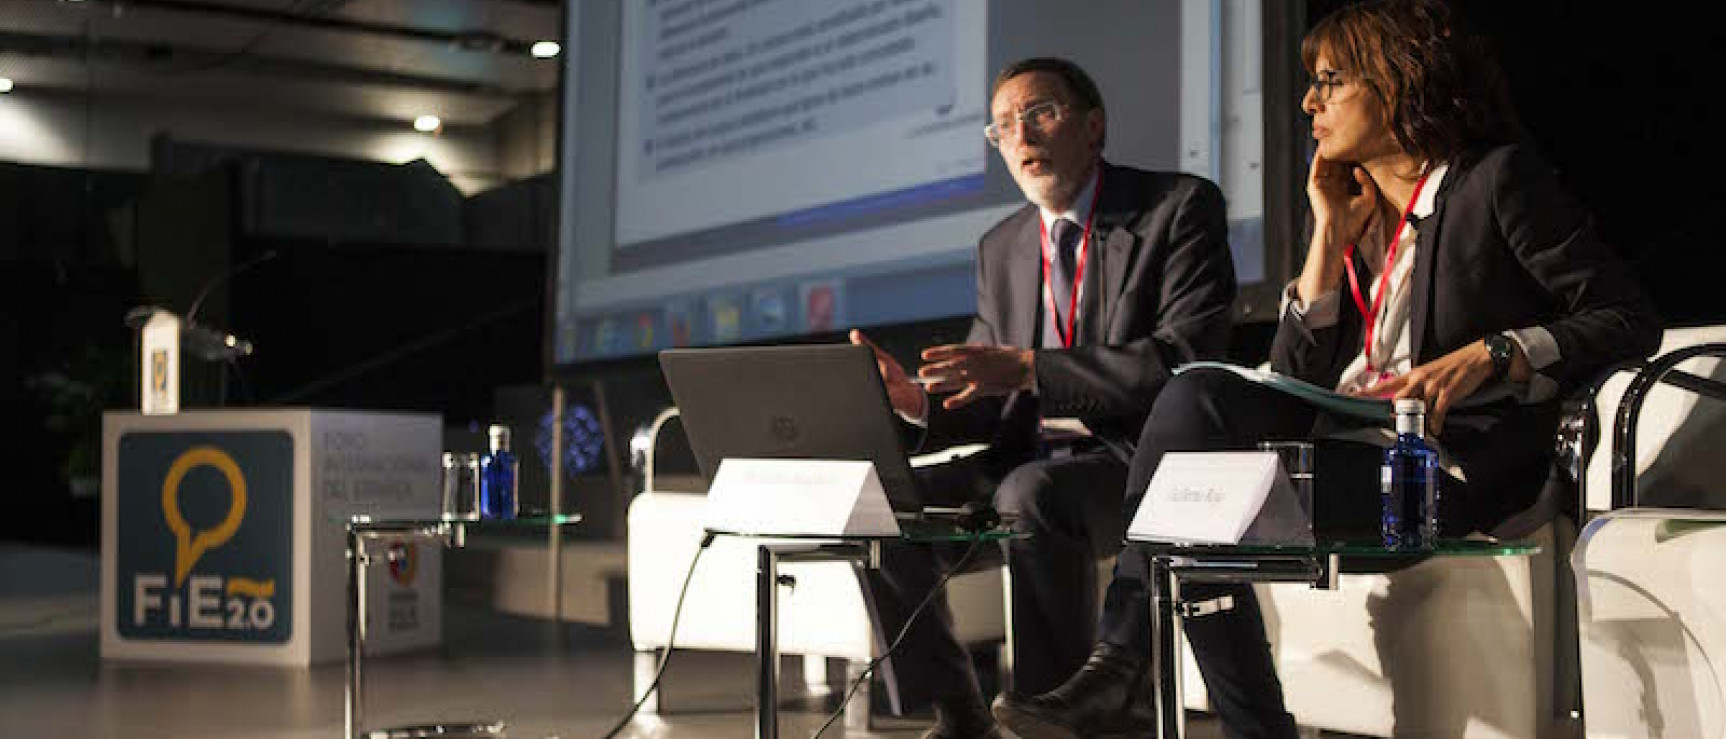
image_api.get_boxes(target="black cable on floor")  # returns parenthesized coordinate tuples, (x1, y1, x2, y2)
(811, 534, 986, 739)
(597, 530, 715, 739)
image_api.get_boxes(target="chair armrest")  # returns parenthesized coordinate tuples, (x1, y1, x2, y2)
(1611, 342, 1726, 509)
(629, 407, 684, 496)
(1552, 359, 1647, 521)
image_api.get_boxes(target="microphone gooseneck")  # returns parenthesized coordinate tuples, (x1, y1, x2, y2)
(185, 249, 280, 326)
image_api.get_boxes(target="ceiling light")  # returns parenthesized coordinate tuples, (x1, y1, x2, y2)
(531, 41, 561, 59)
(0, 78, 13, 94)
(413, 115, 441, 133)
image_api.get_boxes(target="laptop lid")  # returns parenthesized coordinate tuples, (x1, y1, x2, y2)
(658, 343, 922, 512)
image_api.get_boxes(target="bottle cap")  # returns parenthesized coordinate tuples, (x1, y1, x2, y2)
(1394, 398, 1426, 414)
(486, 424, 512, 452)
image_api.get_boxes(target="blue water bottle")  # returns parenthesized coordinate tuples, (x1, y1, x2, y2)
(1381, 398, 1440, 549)
(479, 424, 519, 519)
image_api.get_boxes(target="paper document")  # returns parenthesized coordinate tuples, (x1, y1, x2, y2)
(1175, 362, 1393, 421)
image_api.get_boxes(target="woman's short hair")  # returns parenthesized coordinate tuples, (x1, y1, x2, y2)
(1302, 0, 1519, 163)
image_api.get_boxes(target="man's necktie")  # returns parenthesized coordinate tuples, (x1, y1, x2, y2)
(1048, 217, 1082, 332)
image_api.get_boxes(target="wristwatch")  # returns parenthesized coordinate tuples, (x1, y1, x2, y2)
(1483, 332, 1516, 380)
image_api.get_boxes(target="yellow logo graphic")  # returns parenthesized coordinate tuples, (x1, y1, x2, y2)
(161, 446, 248, 588)
(225, 578, 276, 599)
(150, 350, 168, 394)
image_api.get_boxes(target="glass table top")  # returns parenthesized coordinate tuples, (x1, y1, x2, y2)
(1128, 537, 1540, 558)
(346, 513, 583, 531)
(708, 516, 1025, 543)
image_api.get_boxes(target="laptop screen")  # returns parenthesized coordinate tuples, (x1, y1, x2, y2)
(658, 344, 923, 511)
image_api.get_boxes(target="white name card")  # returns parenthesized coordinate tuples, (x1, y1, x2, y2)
(704, 458, 901, 538)
(1127, 451, 1312, 545)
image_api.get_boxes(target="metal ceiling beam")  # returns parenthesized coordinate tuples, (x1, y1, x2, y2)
(0, 27, 528, 97)
(44, 0, 551, 55)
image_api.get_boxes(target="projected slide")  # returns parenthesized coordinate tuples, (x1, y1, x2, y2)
(616, 0, 989, 254)
(555, 0, 1265, 366)
(630, 1, 955, 181)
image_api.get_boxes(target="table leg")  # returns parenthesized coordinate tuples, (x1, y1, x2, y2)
(756, 545, 781, 739)
(342, 522, 506, 739)
(1149, 553, 1185, 739)
(345, 526, 368, 739)
(1000, 541, 1016, 695)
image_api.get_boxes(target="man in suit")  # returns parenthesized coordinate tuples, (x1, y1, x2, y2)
(849, 57, 1237, 738)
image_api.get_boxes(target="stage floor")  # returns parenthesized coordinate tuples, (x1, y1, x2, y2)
(0, 543, 1252, 738)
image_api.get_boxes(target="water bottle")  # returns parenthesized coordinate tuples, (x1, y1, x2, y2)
(479, 424, 519, 519)
(1381, 398, 1440, 549)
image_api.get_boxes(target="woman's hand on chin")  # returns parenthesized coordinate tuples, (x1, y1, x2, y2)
(1307, 153, 1379, 250)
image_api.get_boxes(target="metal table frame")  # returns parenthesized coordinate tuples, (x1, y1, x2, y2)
(1142, 547, 1336, 739)
(727, 524, 1021, 739)
(752, 539, 883, 739)
(1135, 539, 1538, 739)
(344, 515, 578, 739)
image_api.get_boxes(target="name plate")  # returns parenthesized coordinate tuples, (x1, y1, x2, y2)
(704, 458, 901, 537)
(1127, 452, 1313, 545)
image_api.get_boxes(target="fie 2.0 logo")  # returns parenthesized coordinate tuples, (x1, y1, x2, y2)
(117, 432, 293, 643)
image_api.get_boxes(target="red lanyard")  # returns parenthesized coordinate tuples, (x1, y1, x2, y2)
(1038, 169, 1103, 349)
(1343, 169, 1431, 373)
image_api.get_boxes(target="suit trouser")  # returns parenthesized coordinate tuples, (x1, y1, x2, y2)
(865, 451, 1128, 710)
(1098, 368, 1318, 739)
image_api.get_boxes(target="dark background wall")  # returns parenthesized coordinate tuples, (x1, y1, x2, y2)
(1, 150, 548, 546)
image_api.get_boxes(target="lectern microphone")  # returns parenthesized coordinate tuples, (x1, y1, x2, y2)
(186, 249, 279, 326)
(177, 248, 277, 361)
(182, 324, 254, 361)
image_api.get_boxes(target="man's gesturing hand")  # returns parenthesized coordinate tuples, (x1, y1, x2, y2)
(918, 344, 1036, 410)
(850, 330, 926, 419)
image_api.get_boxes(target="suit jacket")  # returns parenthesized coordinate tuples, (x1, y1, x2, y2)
(920, 161, 1237, 470)
(1271, 142, 1662, 532)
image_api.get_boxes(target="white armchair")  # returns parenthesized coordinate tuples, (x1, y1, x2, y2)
(1572, 509, 1726, 738)
(625, 411, 1006, 726)
(1571, 329, 1726, 737)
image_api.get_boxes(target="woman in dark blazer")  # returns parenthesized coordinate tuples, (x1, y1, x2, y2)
(993, 2, 1663, 738)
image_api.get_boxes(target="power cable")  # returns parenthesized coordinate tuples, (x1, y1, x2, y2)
(595, 531, 716, 739)
(812, 534, 986, 738)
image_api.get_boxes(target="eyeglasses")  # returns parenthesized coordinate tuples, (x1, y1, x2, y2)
(984, 100, 1067, 147)
(1306, 70, 1357, 105)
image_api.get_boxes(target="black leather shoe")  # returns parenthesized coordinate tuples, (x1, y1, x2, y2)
(919, 698, 1002, 739)
(991, 642, 1157, 739)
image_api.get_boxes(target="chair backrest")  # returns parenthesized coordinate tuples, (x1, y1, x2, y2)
(1582, 326, 1726, 512)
